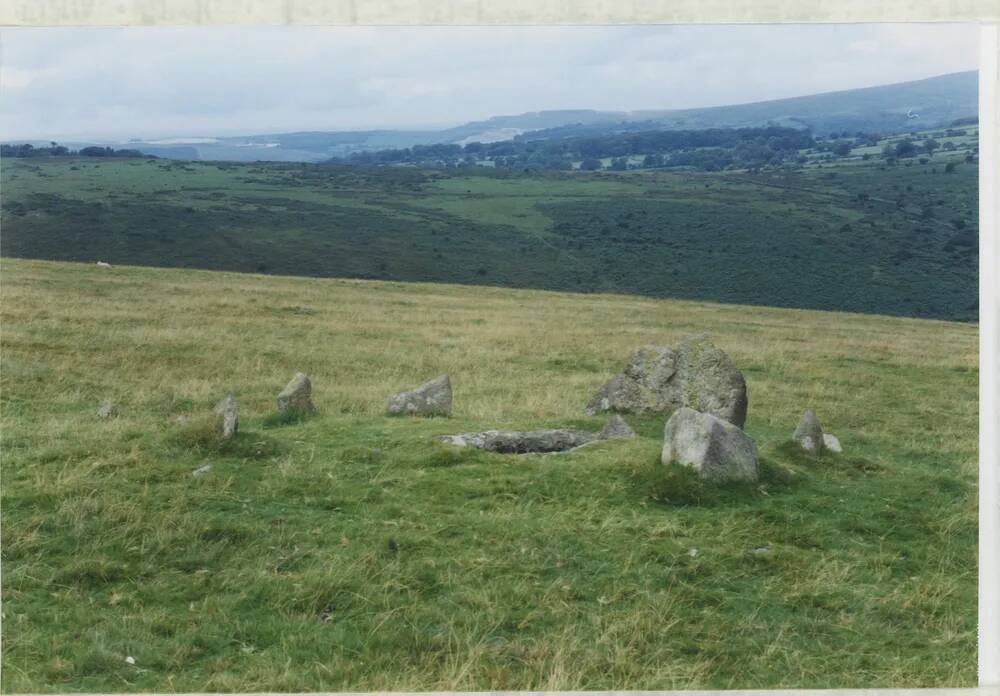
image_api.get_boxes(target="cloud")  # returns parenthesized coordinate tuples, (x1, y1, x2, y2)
(0, 23, 980, 141)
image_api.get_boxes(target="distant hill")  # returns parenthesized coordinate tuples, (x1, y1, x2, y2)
(8, 71, 973, 163)
(630, 70, 979, 135)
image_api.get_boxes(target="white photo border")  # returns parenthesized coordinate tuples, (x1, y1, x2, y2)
(0, 1, 996, 693)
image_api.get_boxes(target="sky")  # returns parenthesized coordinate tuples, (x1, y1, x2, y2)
(0, 23, 980, 142)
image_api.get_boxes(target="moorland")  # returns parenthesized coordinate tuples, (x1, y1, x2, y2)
(0, 124, 980, 321)
(0, 256, 978, 691)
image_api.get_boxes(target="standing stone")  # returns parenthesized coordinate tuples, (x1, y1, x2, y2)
(586, 334, 748, 428)
(277, 372, 315, 414)
(97, 401, 116, 419)
(661, 407, 759, 482)
(598, 414, 636, 440)
(793, 410, 825, 453)
(387, 375, 452, 416)
(215, 394, 239, 439)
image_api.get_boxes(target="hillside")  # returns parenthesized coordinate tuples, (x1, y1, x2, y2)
(585, 70, 979, 139)
(0, 133, 979, 321)
(0, 258, 977, 690)
(8, 71, 975, 162)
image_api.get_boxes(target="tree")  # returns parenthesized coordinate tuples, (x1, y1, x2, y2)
(923, 139, 940, 156)
(894, 140, 918, 158)
(832, 141, 852, 157)
(580, 158, 602, 171)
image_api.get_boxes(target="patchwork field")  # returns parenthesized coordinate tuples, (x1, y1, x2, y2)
(0, 258, 978, 691)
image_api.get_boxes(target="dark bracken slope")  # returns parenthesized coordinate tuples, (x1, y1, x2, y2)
(0, 140, 978, 321)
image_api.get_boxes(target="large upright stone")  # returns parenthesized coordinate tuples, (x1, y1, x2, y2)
(277, 372, 315, 414)
(586, 335, 748, 427)
(793, 410, 825, 453)
(387, 375, 452, 416)
(661, 407, 759, 482)
(215, 394, 239, 439)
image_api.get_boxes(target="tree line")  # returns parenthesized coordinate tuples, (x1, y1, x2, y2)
(333, 126, 817, 171)
(1, 142, 150, 159)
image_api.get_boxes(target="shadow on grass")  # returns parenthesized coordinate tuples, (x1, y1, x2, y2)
(169, 414, 284, 459)
(261, 408, 315, 429)
(771, 440, 881, 476)
(634, 457, 796, 507)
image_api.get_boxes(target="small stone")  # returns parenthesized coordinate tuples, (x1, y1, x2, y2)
(277, 372, 315, 414)
(751, 545, 774, 558)
(387, 374, 452, 416)
(96, 261, 112, 268)
(598, 414, 636, 440)
(662, 407, 759, 482)
(688, 548, 699, 558)
(192, 464, 213, 477)
(97, 401, 116, 418)
(823, 433, 842, 453)
(215, 394, 238, 439)
(793, 410, 825, 453)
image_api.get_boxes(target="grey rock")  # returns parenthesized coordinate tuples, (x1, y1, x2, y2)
(598, 414, 636, 440)
(215, 394, 239, 439)
(96, 261, 112, 268)
(441, 415, 639, 454)
(439, 428, 599, 454)
(97, 401, 116, 418)
(277, 372, 315, 414)
(661, 407, 759, 482)
(793, 410, 825, 453)
(387, 374, 452, 416)
(823, 433, 842, 453)
(587, 334, 748, 427)
(192, 464, 213, 477)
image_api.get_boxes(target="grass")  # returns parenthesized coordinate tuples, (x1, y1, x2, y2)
(0, 145, 978, 321)
(0, 257, 978, 690)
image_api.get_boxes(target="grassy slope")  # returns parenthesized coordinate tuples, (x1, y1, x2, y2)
(0, 146, 978, 321)
(1, 258, 977, 691)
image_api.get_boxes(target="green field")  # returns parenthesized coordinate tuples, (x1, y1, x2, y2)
(0, 138, 978, 321)
(0, 258, 977, 691)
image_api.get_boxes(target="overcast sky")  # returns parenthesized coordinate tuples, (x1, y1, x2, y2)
(0, 23, 980, 142)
